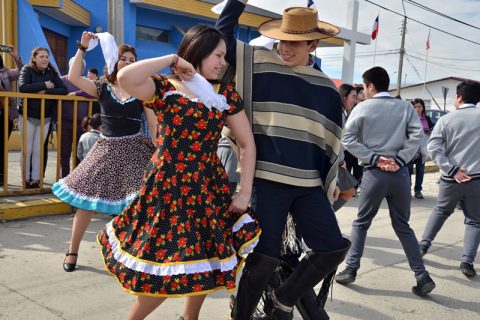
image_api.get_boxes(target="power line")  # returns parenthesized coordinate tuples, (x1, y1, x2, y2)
(404, 0, 480, 31)
(406, 52, 480, 71)
(363, 0, 480, 46)
(407, 50, 480, 62)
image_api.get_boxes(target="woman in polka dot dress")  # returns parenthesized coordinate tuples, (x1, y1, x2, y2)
(97, 25, 260, 320)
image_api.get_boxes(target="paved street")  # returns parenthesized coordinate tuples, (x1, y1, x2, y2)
(0, 172, 479, 319)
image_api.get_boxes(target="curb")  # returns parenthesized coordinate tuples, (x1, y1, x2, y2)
(0, 196, 72, 221)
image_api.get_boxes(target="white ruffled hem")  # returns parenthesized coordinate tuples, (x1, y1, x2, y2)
(106, 218, 256, 276)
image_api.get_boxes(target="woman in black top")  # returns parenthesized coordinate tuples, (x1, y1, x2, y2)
(53, 36, 155, 272)
(18, 47, 67, 188)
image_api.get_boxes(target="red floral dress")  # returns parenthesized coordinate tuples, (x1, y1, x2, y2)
(97, 75, 261, 297)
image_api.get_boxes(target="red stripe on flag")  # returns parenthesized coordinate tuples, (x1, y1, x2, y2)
(371, 15, 379, 40)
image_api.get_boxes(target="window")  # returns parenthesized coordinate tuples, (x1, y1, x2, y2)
(136, 26, 170, 43)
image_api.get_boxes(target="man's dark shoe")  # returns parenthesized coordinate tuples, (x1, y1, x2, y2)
(335, 267, 357, 284)
(460, 262, 476, 278)
(414, 191, 424, 199)
(412, 273, 435, 296)
(418, 241, 430, 256)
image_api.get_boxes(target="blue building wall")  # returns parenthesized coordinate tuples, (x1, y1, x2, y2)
(17, 0, 260, 76)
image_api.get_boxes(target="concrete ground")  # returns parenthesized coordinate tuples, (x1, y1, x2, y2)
(0, 172, 479, 319)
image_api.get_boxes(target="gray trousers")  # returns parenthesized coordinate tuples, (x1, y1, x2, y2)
(345, 167, 426, 277)
(422, 180, 480, 264)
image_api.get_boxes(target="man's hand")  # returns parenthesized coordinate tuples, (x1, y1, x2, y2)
(376, 156, 399, 172)
(453, 167, 471, 183)
(333, 186, 340, 202)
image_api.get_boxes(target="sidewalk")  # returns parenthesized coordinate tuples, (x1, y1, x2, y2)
(0, 172, 478, 319)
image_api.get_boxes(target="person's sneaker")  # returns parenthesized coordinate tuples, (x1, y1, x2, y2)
(460, 262, 476, 277)
(418, 241, 430, 256)
(414, 191, 424, 199)
(335, 267, 357, 284)
(412, 273, 436, 297)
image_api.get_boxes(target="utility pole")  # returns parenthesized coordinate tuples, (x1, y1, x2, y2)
(396, 15, 406, 96)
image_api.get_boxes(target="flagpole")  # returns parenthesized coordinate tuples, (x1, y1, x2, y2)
(373, 12, 379, 66)
(423, 29, 430, 96)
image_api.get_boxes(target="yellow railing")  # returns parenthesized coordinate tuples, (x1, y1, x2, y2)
(0, 92, 96, 196)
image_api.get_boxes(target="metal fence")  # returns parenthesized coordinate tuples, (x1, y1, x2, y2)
(0, 92, 96, 196)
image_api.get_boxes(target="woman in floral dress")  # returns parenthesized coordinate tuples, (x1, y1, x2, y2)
(97, 25, 260, 320)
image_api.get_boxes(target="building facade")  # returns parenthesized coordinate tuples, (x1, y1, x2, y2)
(2, 0, 368, 79)
(390, 77, 480, 112)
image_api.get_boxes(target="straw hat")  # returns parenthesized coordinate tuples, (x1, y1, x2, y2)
(258, 7, 340, 41)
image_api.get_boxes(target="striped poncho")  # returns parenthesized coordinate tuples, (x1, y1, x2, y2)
(229, 41, 343, 201)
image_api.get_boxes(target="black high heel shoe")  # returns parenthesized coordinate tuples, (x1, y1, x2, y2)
(63, 251, 78, 272)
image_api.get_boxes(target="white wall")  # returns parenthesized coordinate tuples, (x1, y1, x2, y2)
(391, 79, 460, 111)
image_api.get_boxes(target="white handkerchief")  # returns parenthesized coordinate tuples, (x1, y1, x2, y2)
(249, 35, 277, 50)
(211, 0, 227, 14)
(86, 32, 119, 75)
(182, 74, 230, 112)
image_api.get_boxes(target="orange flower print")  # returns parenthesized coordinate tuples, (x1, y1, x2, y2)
(156, 249, 166, 260)
(193, 283, 203, 292)
(196, 119, 207, 130)
(178, 237, 187, 247)
(173, 115, 182, 126)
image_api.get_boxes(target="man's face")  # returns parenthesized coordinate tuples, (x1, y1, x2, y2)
(454, 94, 463, 109)
(277, 40, 317, 67)
(362, 82, 376, 99)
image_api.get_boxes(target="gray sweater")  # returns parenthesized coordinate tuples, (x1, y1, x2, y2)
(77, 130, 101, 161)
(342, 96, 423, 167)
(428, 105, 480, 180)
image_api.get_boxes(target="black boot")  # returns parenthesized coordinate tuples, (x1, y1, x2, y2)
(295, 288, 330, 320)
(231, 252, 279, 320)
(270, 239, 351, 320)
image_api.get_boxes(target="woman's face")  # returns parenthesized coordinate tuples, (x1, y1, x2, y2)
(117, 51, 136, 71)
(343, 89, 357, 112)
(33, 50, 50, 70)
(356, 90, 365, 104)
(413, 102, 424, 116)
(198, 40, 227, 80)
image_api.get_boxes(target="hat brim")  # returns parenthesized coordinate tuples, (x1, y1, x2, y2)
(258, 19, 340, 41)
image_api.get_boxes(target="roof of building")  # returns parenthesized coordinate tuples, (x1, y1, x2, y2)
(392, 76, 480, 91)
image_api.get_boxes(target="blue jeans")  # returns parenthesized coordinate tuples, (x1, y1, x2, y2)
(408, 156, 425, 192)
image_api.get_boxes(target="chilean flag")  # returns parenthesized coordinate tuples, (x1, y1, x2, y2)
(371, 15, 379, 40)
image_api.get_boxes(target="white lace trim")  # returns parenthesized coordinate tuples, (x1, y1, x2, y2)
(162, 74, 231, 112)
(163, 90, 199, 103)
(232, 214, 255, 233)
(107, 222, 246, 276)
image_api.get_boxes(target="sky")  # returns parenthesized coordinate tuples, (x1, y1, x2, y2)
(244, 0, 480, 85)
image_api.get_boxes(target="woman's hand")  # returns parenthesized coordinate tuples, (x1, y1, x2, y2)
(228, 192, 250, 213)
(45, 80, 54, 89)
(80, 31, 96, 48)
(174, 56, 196, 81)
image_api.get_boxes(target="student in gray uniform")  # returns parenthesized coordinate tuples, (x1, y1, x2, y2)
(419, 80, 480, 278)
(335, 66, 436, 296)
(77, 113, 102, 161)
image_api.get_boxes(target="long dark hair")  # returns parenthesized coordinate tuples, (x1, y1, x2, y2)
(29, 47, 59, 77)
(0, 55, 4, 69)
(339, 84, 355, 101)
(174, 24, 226, 77)
(106, 44, 137, 84)
(412, 98, 426, 116)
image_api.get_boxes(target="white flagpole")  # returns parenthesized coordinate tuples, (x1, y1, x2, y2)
(423, 29, 430, 96)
